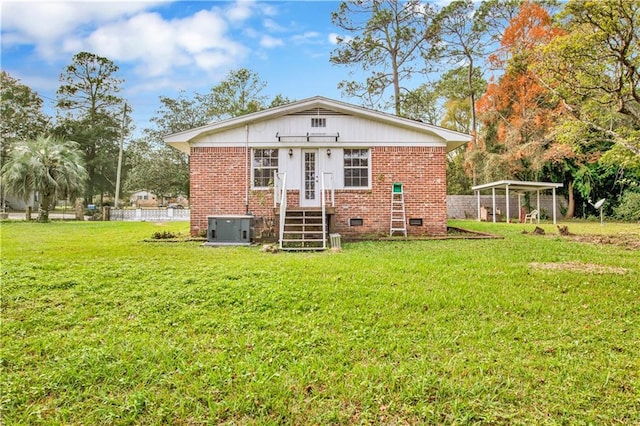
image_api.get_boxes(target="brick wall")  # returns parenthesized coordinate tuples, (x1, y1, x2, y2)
(189, 145, 448, 237)
(331, 146, 447, 236)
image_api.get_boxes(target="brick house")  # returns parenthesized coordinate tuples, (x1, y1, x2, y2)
(165, 96, 470, 248)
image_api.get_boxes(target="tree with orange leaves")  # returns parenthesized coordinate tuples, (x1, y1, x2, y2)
(473, 0, 567, 183)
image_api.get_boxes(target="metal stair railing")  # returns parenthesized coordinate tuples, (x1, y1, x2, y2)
(320, 172, 334, 250)
(275, 172, 287, 249)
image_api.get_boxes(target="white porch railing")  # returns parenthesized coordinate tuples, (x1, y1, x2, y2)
(320, 172, 334, 250)
(322, 172, 335, 208)
(275, 172, 287, 249)
(274, 171, 333, 250)
(273, 170, 283, 208)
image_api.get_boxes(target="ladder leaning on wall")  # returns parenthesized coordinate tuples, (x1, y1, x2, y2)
(390, 182, 407, 237)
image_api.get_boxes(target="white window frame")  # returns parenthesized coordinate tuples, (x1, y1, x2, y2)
(343, 148, 370, 189)
(252, 148, 279, 189)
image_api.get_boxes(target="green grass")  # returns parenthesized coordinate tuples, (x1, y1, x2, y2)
(1, 220, 639, 424)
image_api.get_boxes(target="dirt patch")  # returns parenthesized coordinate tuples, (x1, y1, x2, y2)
(566, 234, 640, 250)
(530, 262, 629, 275)
(446, 226, 502, 239)
(524, 225, 640, 250)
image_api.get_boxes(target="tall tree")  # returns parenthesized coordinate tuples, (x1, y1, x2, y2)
(152, 91, 211, 137)
(475, 1, 565, 182)
(0, 71, 50, 146)
(475, 0, 560, 49)
(434, 67, 486, 195)
(475, 0, 523, 45)
(124, 139, 189, 203)
(125, 92, 205, 200)
(55, 51, 125, 203)
(435, 67, 486, 134)
(535, 0, 640, 157)
(201, 68, 270, 120)
(0, 71, 51, 206)
(434, 0, 488, 178)
(397, 84, 440, 124)
(1, 135, 87, 222)
(330, 0, 439, 115)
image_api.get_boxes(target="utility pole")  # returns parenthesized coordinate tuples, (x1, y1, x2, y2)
(114, 103, 128, 209)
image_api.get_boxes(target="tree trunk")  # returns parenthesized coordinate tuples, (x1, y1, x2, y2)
(392, 52, 400, 116)
(467, 58, 478, 186)
(38, 192, 52, 222)
(565, 179, 575, 219)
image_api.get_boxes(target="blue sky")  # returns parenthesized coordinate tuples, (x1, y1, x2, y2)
(1, 1, 361, 134)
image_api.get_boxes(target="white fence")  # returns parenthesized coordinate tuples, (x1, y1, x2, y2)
(110, 208, 190, 222)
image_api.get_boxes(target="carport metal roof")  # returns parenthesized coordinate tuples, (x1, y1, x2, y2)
(471, 180, 563, 224)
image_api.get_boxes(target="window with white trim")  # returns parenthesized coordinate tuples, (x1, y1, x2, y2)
(343, 148, 369, 188)
(253, 148, 278, 188)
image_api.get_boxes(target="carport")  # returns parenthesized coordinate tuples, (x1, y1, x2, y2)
(472, 180, 563, 224)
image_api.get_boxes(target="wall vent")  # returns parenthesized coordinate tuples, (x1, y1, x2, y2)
(311, 117, 326, 127)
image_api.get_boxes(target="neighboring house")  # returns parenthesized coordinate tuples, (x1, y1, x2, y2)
(129, 191, 189, 208)
(165, 96, 471, 246)
(130, 191, 158, 207)
(2, 192, 39, 211)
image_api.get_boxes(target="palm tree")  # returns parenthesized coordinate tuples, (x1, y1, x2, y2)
(1, 135, 87, 222)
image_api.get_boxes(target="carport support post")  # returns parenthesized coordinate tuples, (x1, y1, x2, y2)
(552, 187, 557, 224)
(476, 190, 481, 221)
(492, 187, 496, 223)
(518, 194, 522, 223)
(505, 184, 510, 224)
(536, 190, 541, 224)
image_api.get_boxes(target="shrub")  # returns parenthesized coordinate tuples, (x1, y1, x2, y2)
(614, 191, 640, 222)
(151, 230, 178, 239)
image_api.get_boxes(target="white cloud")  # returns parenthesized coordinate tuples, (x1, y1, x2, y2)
(243, 28, 260, 39)
(193, 51, 236, 70)
(0, 1, 284, 96)
(328, 33, 352, 45)
(262, 18, 287, 33)
(259, 35, 284, 48)
(1, 2, 162, 50)
(291, 31, 321, 45)
(3, 3, 249, 77)
(259, 3, 278, 17)
(225, 0, 256, 22)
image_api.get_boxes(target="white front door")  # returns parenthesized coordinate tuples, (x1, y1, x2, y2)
(301, 149, 320, 207)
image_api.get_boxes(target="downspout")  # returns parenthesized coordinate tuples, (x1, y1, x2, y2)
(245, 124, 250, 215)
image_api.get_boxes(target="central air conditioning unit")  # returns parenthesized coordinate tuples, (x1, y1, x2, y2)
(206, 215, 253, 246)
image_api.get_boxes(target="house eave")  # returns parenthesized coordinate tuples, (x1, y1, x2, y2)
(166, 141, 191, 155)
(163, 96, 472, 152)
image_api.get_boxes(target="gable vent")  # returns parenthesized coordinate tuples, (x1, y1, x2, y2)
(288, 108, 348, 116)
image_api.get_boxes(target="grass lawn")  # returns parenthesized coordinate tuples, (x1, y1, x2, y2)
(1, 219, 638, 424)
